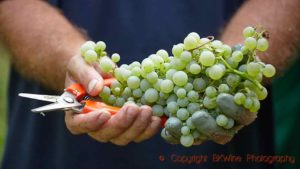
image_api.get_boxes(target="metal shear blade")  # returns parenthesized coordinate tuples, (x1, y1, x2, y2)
(19, 92, 82, 113)
(31, 102, 82, 113)
(18, 93, 59, 102)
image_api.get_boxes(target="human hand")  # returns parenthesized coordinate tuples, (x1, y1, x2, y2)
(64, 55, 161, 145)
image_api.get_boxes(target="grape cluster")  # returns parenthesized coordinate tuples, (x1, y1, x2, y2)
(80, 26, 276, 147)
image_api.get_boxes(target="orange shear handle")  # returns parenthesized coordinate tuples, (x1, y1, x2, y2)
(66, 78, 116, 101)
(81, 100, 120, 114)
(65, 78, 119, 115)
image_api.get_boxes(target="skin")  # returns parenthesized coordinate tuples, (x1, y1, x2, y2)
(221, 0, 300, 71)
(0, 0, 160, 146)
(0, 0, 299, 145)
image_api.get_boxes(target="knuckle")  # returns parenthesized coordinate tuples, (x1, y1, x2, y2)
(111, 139, 129, 146)
(96, 138, 109, 143)
(133, 123, 147, 133)
(134, 135, 149, 143)
(83, 122, 96, 131)
(65, 117, 80, 135)
(140, 105, 151, 111)
(89, 132, 109, 143)
(66, 125, 80, 135)
(66, 56, 77, 71)
(115, 123, 129, 131)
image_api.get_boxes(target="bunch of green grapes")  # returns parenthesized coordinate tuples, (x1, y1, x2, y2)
(80, 26, 276, 147)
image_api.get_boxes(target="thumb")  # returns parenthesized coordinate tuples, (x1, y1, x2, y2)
(67, 55, 104, 96)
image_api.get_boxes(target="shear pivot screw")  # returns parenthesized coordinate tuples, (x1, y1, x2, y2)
(64, 96, 74, 103)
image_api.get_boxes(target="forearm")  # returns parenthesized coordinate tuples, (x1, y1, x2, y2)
(222, 0, 300, 72)
(0, 0, 86, 91)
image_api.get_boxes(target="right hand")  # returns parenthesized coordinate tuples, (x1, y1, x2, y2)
(64, 55, 161, 146)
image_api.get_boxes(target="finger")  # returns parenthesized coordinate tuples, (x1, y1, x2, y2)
(67, 55, 104, 96)
(134, 116, 161, 143)
(65, 72, 76, 87)
(88, 104, 139, 142)
(65, 110, 111, 135)
(110, 105, 152, 146)
(216, 93, 257, 125)
(193, 139, 204, 145)
(191, 111, 235, 145)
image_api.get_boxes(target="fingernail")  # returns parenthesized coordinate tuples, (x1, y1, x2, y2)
(88, 79, 98, 94)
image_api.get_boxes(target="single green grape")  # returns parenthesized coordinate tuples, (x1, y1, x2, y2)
(262, 64, 276, 77)
(205, 86, 217, 98)
(184, 35, 197, 50)
(181, 126, 191, 135)
(234, 92, 246, 105)
(189, 63, 201, 75)
(199, 50, 215, 66)
(176, 88, 187, 98)
(95, 41, 106, 52)
(243, 26, 255, 38)
(111, 53, 120, 63)
(216, 114, 229, 127)
(257, 38, 269, 52)
(84, 49, 98, 63)
(172, 44, 184, 57)
(180, 134, 194, 147)
(177, 108, 189, 120)
(172, 71, 188, 86)
(127, 76, 140, 89)
(244, 37, 257, 51)
(144, 88, 158, 103)
(99, 57, 115, 73)
(231, 51, 243, 63)
(152, 104, 164, 117)
(160, 79, 174, 93)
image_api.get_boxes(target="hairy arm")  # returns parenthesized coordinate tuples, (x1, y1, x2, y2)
(222, 0, 300, 72)
(0, 0, 86, 91)
(0, 0, 160, 145)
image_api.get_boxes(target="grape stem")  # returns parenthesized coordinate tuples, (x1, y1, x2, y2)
(188, 36, 214, 52)
(217, 57, 263, 90)
(246, 51, 253, 64)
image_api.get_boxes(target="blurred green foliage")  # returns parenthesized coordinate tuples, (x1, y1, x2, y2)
(0, 44, 10, 163)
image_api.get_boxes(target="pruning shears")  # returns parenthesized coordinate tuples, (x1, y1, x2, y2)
(19, 78, 120, 114)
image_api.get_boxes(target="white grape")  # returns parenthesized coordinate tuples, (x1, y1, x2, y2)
(199, 50, 215, 66)
(243, 26, 255, 38)
(262, 64, 276, 77)
(95, 41, 106, 51)
(99, 57, 115, 73)
(257, 38, 269, 51)
(184, 35, 197, 50)
(127, 76, 140, 89)
(111, 53, 120, 63)
(144, 88, 158, 103)
(160, 79, 174, 93)
(172, 71, 188, 86)
(216, 114, 228, 127)
(244, 37, 257, 50)
(84, 49, 97, 63)
(180, 134, 194, 147)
